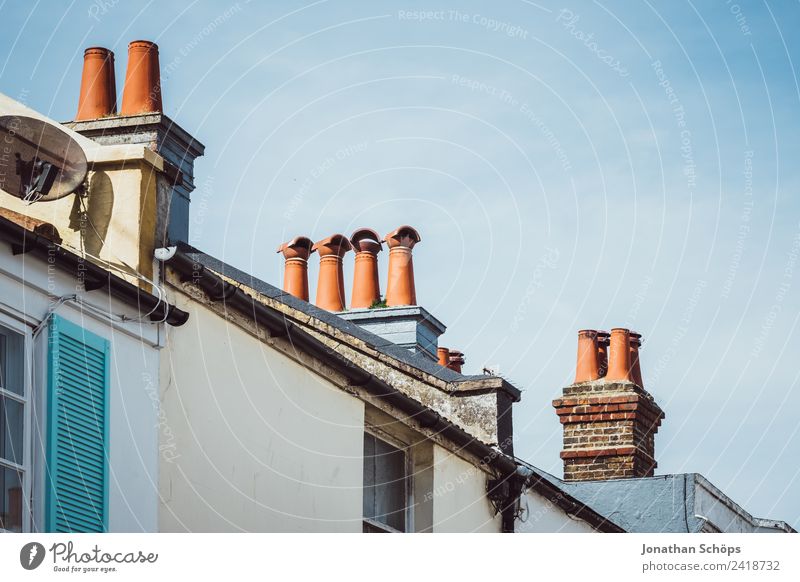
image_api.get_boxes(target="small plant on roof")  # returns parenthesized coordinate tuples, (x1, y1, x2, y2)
(369, 297, 388, 309)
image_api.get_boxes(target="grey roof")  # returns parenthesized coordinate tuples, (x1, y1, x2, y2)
(536, 470, 795, 533)
(176, 242, 500, 385)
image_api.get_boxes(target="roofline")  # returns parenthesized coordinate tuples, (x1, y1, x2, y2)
(164, 247, 622, 533)
(0, 215, 189, 326)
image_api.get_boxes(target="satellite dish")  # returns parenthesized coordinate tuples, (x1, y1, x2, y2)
(0, 115, 88, 203)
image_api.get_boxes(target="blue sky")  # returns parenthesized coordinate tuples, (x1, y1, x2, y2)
(1, 0, 799, 528)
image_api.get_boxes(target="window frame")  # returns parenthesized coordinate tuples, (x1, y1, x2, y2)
(0, 313, 32, 533)
(362, 426, 414, 533)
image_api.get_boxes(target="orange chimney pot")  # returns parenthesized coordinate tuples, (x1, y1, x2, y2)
(629, 331, 644, 388)
(384, 225, 420, 307)
(313, 234, 352, 311)
(596, 331, 610, 378)
(574, 329, 600, 383)
(350, 228, 382, 309)
(606, 328, 633, 382)
(120, 40, 162, 115)
(447, 350, 464, 373)
(437, 346, 450, 367)
(277, 236, 314, 301)
(76, 47, 117, 120)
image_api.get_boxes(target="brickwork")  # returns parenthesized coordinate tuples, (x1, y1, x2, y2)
(553, 381, 664, 481)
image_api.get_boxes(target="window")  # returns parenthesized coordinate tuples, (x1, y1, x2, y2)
(0, 323, 26, 532)
(363, 431, 410, 533)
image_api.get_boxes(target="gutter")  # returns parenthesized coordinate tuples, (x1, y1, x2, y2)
(0, 216, 189, 326)
(165, 249, 623, 533)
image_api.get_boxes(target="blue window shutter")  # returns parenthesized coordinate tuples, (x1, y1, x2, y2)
(45, 315, 109, 533)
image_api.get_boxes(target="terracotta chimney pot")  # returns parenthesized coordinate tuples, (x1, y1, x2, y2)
(447, 350, 465, 373)
(350, 228, 382, 309)
(606, 328, 633, 382)
(276, 236, 315, 301)
(437, 347, 450, 367)
(596, 331, 610, 378)
(384, 225, 421, 307)
(313, 234, 352, 311)
(574, 329, 600, 383)
(629, 331, 644, 388)
(120, 40, 163, 115)
(76, 47, 117, 120)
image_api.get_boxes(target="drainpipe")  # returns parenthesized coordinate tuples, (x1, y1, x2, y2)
(384, 225, 420, 306)
(349, 228, 382, 309)
(276, 236, 314, 302)
(313, 234, 351, 311)
(120, 40, 162, 115)
(605, 328, 632, 382)
(76, 47, 116, 120)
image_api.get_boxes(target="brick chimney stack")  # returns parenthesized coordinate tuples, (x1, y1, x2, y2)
(553, 328, 664, 481)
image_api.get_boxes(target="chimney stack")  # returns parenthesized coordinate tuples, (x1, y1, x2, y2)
(120, 40, 162, 115)
(553, 327, 664, 481)
(76, 47, 117, 120)
(313, 234, 352, 311)
(350, 228, 382, 309)
(277, 236, 314, 302)
(447, 350, 465, 373)
(384, 225, 420, 307)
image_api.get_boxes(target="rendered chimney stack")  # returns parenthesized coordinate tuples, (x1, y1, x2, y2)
(447, 350, 465, 373)
(313, 234, 352, 311)
(120, 40, 162, 115)
(553, 327, 664, 482)
(437, 347, 450, 367)
(350, 228, 382, 309)
(277, 236, 314, 302)
(76, 47, 117, 120)
(384, 225, 420, 307)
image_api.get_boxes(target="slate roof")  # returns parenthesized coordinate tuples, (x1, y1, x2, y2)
(176, 242, 516, 389)
(536, 470, 795, 533)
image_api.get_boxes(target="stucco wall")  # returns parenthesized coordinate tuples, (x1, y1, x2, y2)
(431, 444, 501, 532)
(159, 294, 365, 532)
(0, 250, 161, 532)
(516, 490, 597, 533)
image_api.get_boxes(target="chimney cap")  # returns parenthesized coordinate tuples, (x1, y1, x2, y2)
(277, 236, 314, 260)
(312, 234, 352, 257)
(384, 225, 421, 249)
(84, 47, 114, 57)
(350, 228, 383, 253)
(128, 40, 159, 50)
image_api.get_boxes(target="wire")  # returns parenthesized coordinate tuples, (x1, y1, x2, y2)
(63, 193, 169, 324)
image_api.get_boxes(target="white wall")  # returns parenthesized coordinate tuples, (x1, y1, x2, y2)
(516, 489, 597, 533)
(0, 251, 161, 532)
(431, 444, 501, 532)
(160, 295, 365, 532)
